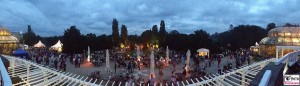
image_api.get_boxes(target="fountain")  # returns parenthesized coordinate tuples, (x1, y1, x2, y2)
(82, 46, 92, 67)
(137, 46, 141, 61)
(87, 46, 91, 62)
(150, 51, 155, 78)
(185, 49, 191, 78)
(106, 49, 110, 72)
(166, 46, 170, 65)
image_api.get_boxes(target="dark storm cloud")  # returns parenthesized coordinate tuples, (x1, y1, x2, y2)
(0, 0, 299, 36)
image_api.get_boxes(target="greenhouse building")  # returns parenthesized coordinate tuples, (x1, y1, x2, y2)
(259, 26, 300, 58)
(0, 26, 19, 54)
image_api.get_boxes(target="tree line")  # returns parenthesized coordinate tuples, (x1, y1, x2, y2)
(23, 19, 298, 54)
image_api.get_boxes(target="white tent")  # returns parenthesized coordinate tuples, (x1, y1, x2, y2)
(255, 42, 259, 46)
(250, 42, 260, 54)
(34, 40, 46, 48)
(197, 48, 209, 57)
(51, 40, 63, 52)
(51, 40, 63, 48)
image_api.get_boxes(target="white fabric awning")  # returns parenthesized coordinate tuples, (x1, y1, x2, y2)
(34, 40, 45, 47)
(51, 40, 63, 48)
(197, 48, 209, 52)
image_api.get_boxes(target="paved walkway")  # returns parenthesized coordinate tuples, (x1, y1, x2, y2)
(64, 56, 240, 83)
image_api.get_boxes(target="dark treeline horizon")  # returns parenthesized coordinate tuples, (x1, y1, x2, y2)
(22, 18, 299, 54)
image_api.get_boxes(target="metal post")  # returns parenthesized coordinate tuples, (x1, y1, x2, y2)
(218, 78, 221, 86)
(276, 47, 278, 59)
(11, 59, 15, 77)
(281, 49, 284, 58)
(26, 63, 30, 85)
(42, 68, 47, 86)
(241, 71, 245, 86)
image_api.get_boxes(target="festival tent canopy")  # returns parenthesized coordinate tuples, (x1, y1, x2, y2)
(197, 48, 210, 57)
(51, 40, 63, 48)
(13, 49, 28, 57)
(197, 48, 209, 52)
(34, 40, 46, 48)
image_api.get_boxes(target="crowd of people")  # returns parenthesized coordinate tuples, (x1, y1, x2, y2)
(27, 48, 68, 71)
(20, 47, 258, 86)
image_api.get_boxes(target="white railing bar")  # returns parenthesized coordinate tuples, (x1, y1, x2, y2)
(224, 77, 240, 86)
(105, 80, 110, 86)
(118, 82, 122, 86)
(99, 80, 103, 85)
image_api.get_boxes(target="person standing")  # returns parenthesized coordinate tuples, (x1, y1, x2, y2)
(72, 55, 75, 64)
(114, 62, 117, 74)
(77, 57, 81, 67)
(137, 60, 141, 70)
(63, 61, 66, 71)
(159, 68, 163, 81)
(218, 65, 221, 75)
(217, 56, 221, 65)
(45, 57, 49, 65)
(130, 61, 133, 73)
(149, 74, 155, 86)
(172, 61, 176, 72)
(54, 58, 58, 69)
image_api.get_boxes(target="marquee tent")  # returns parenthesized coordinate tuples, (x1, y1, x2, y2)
(13, 49, 28, 59)
(197, 48, 209, 57)
(34, 40, 46, 48)
(51, 40, 63, 52)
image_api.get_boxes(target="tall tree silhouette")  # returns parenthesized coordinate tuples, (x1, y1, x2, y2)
(151, 25, 159, 45)
(112, 18, 120, 47)
(266, 23, 276, 32)
(159, 20, 167, 48)
(121, 24, 128, 46)
(62, 26, 82, 54)
(23, 25, 38, 46)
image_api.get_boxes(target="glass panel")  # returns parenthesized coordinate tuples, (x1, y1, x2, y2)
(292, 38, 299, 42)
(284, 38, 291, 42)
(285, 33, 291, 37)
(291, 33, 297, 37)
(278, 37, 283, 43)
(278, 33, 284, 37)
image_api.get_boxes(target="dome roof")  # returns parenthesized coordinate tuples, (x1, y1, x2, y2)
(0, 26, 18, 43)
(0, 26, 12, 36)
(268, 27, 300, 37)
(260, 26, 300, 46)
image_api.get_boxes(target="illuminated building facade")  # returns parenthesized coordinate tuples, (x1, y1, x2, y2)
(259, 27, 300, 57)
(0, 26, 19, 54)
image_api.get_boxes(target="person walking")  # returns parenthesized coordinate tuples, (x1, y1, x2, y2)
(54, 58, 58, 69)
(130, 61, 133, 73)
(78, 57, 81, 67)
(137, 60, 141, 70)
(114, 62, 117, 74)
(45, 57, 49, 65)
(172, 61, 176, 72)
(63, 62, 66, 71)
(149, 74, 155, 86)
(218, 65, 222, 75)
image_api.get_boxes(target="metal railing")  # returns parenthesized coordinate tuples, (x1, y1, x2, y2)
(2, 54, 277, 86)
(275, 50, 300, 66)
(0, 56, 12, 86)
(258, 70, 272, 86)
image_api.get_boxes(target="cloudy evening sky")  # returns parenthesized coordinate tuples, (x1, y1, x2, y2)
(0, 0, 300, 36)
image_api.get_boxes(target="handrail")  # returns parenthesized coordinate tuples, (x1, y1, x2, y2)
(2, 55, 100, 86)
(0, 56, 12, 86)
(275, 50, 300, 66)
(259, 70, 272, 86)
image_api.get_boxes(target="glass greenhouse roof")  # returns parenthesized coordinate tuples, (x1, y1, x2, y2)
(0, 26, 19, 43)
(260, 27, 300, 46)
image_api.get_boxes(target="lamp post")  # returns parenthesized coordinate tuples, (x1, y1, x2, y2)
(19, 31, 23, 43)
(19, 31, 24, 50)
